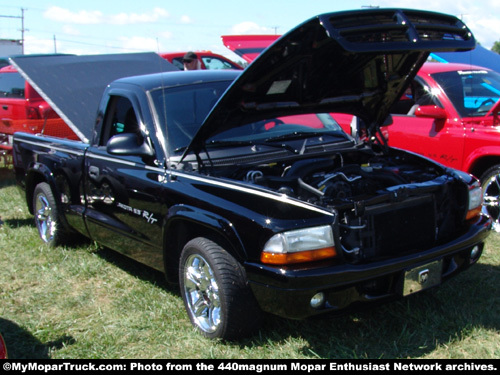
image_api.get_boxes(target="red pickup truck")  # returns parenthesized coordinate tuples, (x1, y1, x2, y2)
(160, 51, 243, 70)
(386, 62, 500, 232)
(0, 64, 78, 161)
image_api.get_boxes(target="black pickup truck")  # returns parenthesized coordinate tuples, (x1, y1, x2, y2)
(12, 9, 492, 339)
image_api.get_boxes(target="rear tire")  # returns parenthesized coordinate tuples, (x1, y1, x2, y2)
(179, 237, 261, 340)
(33, 182, 68, 246)
(480, 165, 500, 232)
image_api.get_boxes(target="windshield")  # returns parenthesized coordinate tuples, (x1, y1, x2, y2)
(431, 69, 500, 117)
(151, 80, 350, 155)
(150, 80, 232, 154)
(207, 113, 348, 145)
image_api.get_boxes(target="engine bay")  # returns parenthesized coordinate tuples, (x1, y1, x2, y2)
(220, 149, 464, 263)
(232, 150, 443, 209)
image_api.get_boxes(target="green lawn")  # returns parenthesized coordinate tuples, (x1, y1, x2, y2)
(1, 167, 499, 359)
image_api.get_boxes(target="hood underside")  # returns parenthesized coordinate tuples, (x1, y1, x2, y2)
(186, 8, 475, 157)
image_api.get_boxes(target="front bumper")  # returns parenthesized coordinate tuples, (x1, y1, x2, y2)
(245, 214, 492, 319)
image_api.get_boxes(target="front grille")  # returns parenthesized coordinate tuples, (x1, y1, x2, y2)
(340, 195, 437, 262)
(368, 196, 436, 257)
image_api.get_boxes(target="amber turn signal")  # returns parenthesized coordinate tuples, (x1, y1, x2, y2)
(261, 247, 337, 265)
(465, 206, 482, 220)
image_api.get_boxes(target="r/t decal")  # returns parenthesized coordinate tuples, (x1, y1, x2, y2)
(142, 210, 158, 224)
(117, 202, 158, 224)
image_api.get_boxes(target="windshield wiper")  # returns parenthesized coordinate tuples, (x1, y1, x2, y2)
(207, 139, 299, 154)
(176, 132, 348, 154)
(206, 139, 254, 147)
(174, 145, 190, 153)
(265, 131, 345, 143)
(174, 140, 250, 153)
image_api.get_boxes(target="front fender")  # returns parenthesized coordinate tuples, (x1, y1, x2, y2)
(164, 204, 248, 261)
(463, 145, 500, 176)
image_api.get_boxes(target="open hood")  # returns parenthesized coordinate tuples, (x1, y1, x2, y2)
(10, 53, 176, 143)
(185, 8, 475, 157)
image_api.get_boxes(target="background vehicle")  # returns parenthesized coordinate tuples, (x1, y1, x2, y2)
(160, 51, 243, 70)
(11, 9, 491, 340)
(387, 63, 500, 231)
(222, 35, 279, 64)
(0, 64, 78, 163)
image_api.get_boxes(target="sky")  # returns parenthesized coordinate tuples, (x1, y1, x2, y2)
(0, 0, 499, 62)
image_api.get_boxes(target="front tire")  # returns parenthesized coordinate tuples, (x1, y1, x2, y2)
(480, 165, 500, 232)
(179, 237, 261, 340)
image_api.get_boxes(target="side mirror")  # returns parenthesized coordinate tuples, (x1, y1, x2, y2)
(415, 105, 447, 119)
(106, 133, 154, 157)
(382, 114, 393, 126)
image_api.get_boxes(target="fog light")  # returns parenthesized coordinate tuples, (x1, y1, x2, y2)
(310, 292, 325, 309)
(470, 245, 481, 263)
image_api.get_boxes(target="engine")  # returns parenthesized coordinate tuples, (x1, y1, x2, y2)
(237, 154, 441, 208)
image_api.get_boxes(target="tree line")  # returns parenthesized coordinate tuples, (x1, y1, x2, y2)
(492, 41, 500, 54)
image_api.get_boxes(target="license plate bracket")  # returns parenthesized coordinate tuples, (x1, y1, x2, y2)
(402, 260, 443, 296)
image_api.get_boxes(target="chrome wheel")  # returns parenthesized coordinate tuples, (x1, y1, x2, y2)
(35, 192, 56, 243)
(179, 237, 261, 339)
(32, 182, 70, 247)
(482, 168, 500, 232)
(182, 254, 221, 334)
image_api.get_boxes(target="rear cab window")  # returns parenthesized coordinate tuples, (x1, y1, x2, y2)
(0, 71, 25, 98)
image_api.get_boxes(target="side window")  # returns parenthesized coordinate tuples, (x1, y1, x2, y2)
(390, 80, 438, 115)
(171, 58, 184, 70)
(0, 72, 25, 98)
(201, 57, 234, 70)
(100, 96, 140, 146)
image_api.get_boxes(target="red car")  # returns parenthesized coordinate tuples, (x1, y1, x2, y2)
(386, 62, 500, 231)
(0, 65, 78, 158)
(159, 51, 243, 70)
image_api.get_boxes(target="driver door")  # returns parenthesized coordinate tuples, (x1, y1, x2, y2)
(84, 94, 167, 271)
(386, 78, 465, 170)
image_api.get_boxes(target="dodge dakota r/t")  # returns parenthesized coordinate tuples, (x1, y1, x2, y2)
(12, 9, 491, 339)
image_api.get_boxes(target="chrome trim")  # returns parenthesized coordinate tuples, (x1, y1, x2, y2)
(15, 138, 85, 156)
(86, 152, 165, 173)
(170, 170, 334, 216)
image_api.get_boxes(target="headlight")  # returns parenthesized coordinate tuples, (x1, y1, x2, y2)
(466, 180, 483, 220)
(261, 225, 336, 265)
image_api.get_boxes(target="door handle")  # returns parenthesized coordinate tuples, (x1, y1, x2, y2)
(88, 166, 99, 179)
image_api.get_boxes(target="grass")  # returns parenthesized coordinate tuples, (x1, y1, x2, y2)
(1, 166, 499, 359)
